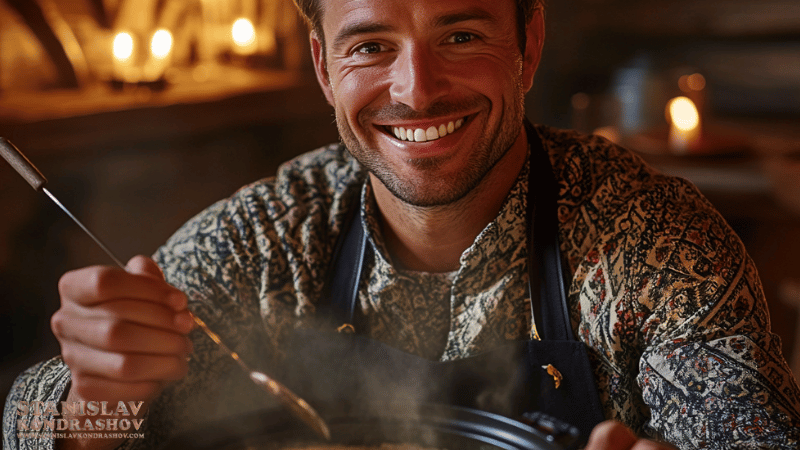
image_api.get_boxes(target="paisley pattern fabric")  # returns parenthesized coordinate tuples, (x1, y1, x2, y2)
(4, 125, 800, 450)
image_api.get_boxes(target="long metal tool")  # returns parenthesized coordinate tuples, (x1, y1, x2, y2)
(0, 137, 330, 440)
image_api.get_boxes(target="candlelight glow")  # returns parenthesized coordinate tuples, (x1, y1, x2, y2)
(151, 29, 173, 59)
(113, 32, 134, 61)
(669, 97, 700, 131)
(593, 126, 620, 144)
(667, 96, 701, 153)
(231, 18, 256, 48)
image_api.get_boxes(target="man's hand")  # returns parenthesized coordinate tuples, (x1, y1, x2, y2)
(51, 255, 194, 449)
(585, 421, 678, 449)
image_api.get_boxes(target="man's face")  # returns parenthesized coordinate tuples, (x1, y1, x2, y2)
(312, 0, 543, 207)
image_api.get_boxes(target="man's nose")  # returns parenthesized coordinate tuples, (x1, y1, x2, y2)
(388, 45, 451, 112)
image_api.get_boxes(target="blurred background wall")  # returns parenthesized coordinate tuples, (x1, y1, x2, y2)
(1, 0, 799, 403)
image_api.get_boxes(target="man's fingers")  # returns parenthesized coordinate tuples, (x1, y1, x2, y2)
(100, 299, 194, 333)
(586, 420, 638, 449)
(126, 254, 165, 279)
(59, 264, 186, 310)
(52, 299, 194, 339)
(585, 421, 678, 450)
(63, 341, 189, 382)
(52, 310, 192, 355)
(53, 255, 193, 437)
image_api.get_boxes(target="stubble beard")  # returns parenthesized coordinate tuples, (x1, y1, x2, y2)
(335, 86, 526, 208)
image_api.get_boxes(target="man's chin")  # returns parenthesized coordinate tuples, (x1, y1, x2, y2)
(371, 170, 478, 208)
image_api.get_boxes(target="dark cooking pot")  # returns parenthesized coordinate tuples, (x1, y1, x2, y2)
(160, 403, 582, 450)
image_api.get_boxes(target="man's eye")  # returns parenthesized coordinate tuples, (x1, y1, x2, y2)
(447, 32, 476, 44)
(354, 42, 383, 54)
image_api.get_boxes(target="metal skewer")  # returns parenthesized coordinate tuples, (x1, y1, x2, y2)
(0, 137, 330, 441)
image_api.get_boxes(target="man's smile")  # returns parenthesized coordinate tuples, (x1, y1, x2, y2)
(387, 117, 466, 142)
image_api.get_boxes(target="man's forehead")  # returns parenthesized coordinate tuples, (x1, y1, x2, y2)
(318, 0, 517, 37)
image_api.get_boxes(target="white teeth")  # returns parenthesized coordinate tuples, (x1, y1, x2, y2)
(390, 119, 466, 142)
(425, 127, 438, 140)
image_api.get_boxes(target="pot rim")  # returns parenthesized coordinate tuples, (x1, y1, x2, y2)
(160, 402, 577, 450)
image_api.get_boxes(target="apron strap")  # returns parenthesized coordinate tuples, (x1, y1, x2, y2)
(321, 198, 367, 326)
(526, 121, 575, 342)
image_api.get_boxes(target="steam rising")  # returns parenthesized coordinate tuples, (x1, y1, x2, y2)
(282, 328, 531, 439)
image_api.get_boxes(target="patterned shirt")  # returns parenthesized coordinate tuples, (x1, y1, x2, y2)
(4, 125, 800, 449)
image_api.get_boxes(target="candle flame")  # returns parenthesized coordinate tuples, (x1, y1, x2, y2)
(113, 32, 134, 62)
(232, 18, 256, 48)
(668, 97, 700, 132)
(151, 29, 173, 59)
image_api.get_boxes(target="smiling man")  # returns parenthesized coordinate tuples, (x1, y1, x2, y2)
(314, 0, 539, 277)
(4, 0, 800, 449)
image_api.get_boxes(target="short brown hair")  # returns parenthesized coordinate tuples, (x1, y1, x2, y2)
(292, 0, 545, 54)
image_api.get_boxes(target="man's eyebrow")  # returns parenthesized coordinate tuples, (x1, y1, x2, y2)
(330, 8, 498, 52)
(433, 8, 497, 28)
(331, 22, 393, 52)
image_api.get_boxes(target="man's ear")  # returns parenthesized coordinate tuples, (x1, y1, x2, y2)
(521, 8, 545, 93)
(311, 31, 335, 106)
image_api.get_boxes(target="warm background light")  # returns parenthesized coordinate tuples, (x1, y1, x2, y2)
(679, 73, 707, 93)
(231, 18, 256, 48)
(113, 32, 134, 62)
(686, 73, 706, 91)
(150, 29, 173, 59)
(669, 96, 700, 131)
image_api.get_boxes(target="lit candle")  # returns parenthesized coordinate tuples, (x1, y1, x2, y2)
(151, 29, 173, 60)
(231, 18, 257, 55)
(144, 29, 173, 81)
(667, 96, 701, 154)
(112, 32, 135, 82)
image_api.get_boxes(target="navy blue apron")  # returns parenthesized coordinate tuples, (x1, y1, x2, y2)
(282, 122, 605, 441)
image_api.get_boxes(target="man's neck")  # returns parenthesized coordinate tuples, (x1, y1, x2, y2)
(372, 131, 529, 273)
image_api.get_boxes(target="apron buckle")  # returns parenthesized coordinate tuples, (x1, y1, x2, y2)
(337, 323, 356, 334)
(542, 364, 563, 389)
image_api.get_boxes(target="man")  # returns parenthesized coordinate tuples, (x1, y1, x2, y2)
(4, 0, 800, 449)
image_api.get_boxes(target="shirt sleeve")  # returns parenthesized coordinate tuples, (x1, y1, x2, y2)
(572, 172, 800, 448)
(635, 206, 800, 448)
(546, 127, 800, 448)
(3, 357, 70, 450)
